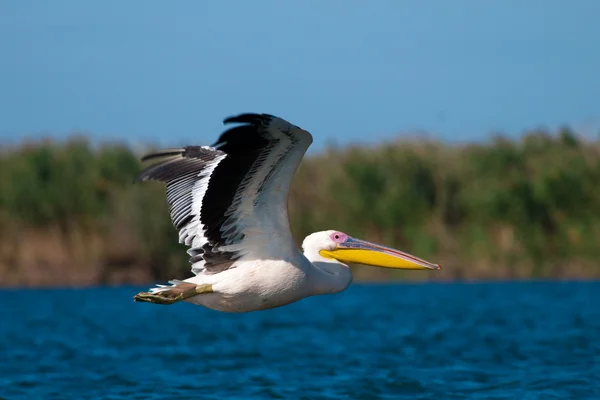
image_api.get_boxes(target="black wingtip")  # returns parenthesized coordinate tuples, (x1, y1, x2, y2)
(133, 149, 184, 185)
(223, 113, 275, 126)
(140, 148, 185, 162)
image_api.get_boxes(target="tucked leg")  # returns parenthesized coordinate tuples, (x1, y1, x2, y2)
(134, 283, 213, 305)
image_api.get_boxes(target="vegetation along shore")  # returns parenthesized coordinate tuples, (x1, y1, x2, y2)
(1, 126, 598, 287)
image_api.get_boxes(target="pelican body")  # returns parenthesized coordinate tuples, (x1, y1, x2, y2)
(134, 113, 441, 312)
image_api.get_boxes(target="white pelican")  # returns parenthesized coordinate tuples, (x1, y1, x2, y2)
(133, 113, 441, 312)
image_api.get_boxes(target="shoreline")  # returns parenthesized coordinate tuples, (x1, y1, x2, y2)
(2, 275, 600, 290)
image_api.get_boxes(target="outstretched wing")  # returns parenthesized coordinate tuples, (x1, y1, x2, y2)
(137, 113, 313, 274)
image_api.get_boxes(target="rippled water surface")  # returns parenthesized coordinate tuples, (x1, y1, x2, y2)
(1, 282, 599, 399)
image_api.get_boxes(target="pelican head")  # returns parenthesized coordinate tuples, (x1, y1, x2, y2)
(305, 230, 442, 271)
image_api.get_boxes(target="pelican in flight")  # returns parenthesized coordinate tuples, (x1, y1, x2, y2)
(134, 113, 441, 312)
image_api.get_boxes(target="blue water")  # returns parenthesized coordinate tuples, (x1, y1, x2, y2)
(1, 282, 599, 399)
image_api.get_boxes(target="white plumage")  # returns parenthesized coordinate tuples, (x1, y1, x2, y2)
(133, 113, 441, 312)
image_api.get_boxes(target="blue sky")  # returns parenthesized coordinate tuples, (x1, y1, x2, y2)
(1, 0, 599, 151)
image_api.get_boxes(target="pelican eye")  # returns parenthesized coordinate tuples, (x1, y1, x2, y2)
(330, 232, 347, 244)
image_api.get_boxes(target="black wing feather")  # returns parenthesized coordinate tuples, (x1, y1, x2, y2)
(136, 113, 309, 274)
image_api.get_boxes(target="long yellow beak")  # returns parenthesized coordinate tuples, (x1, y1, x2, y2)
(320, 237, 441, 271)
